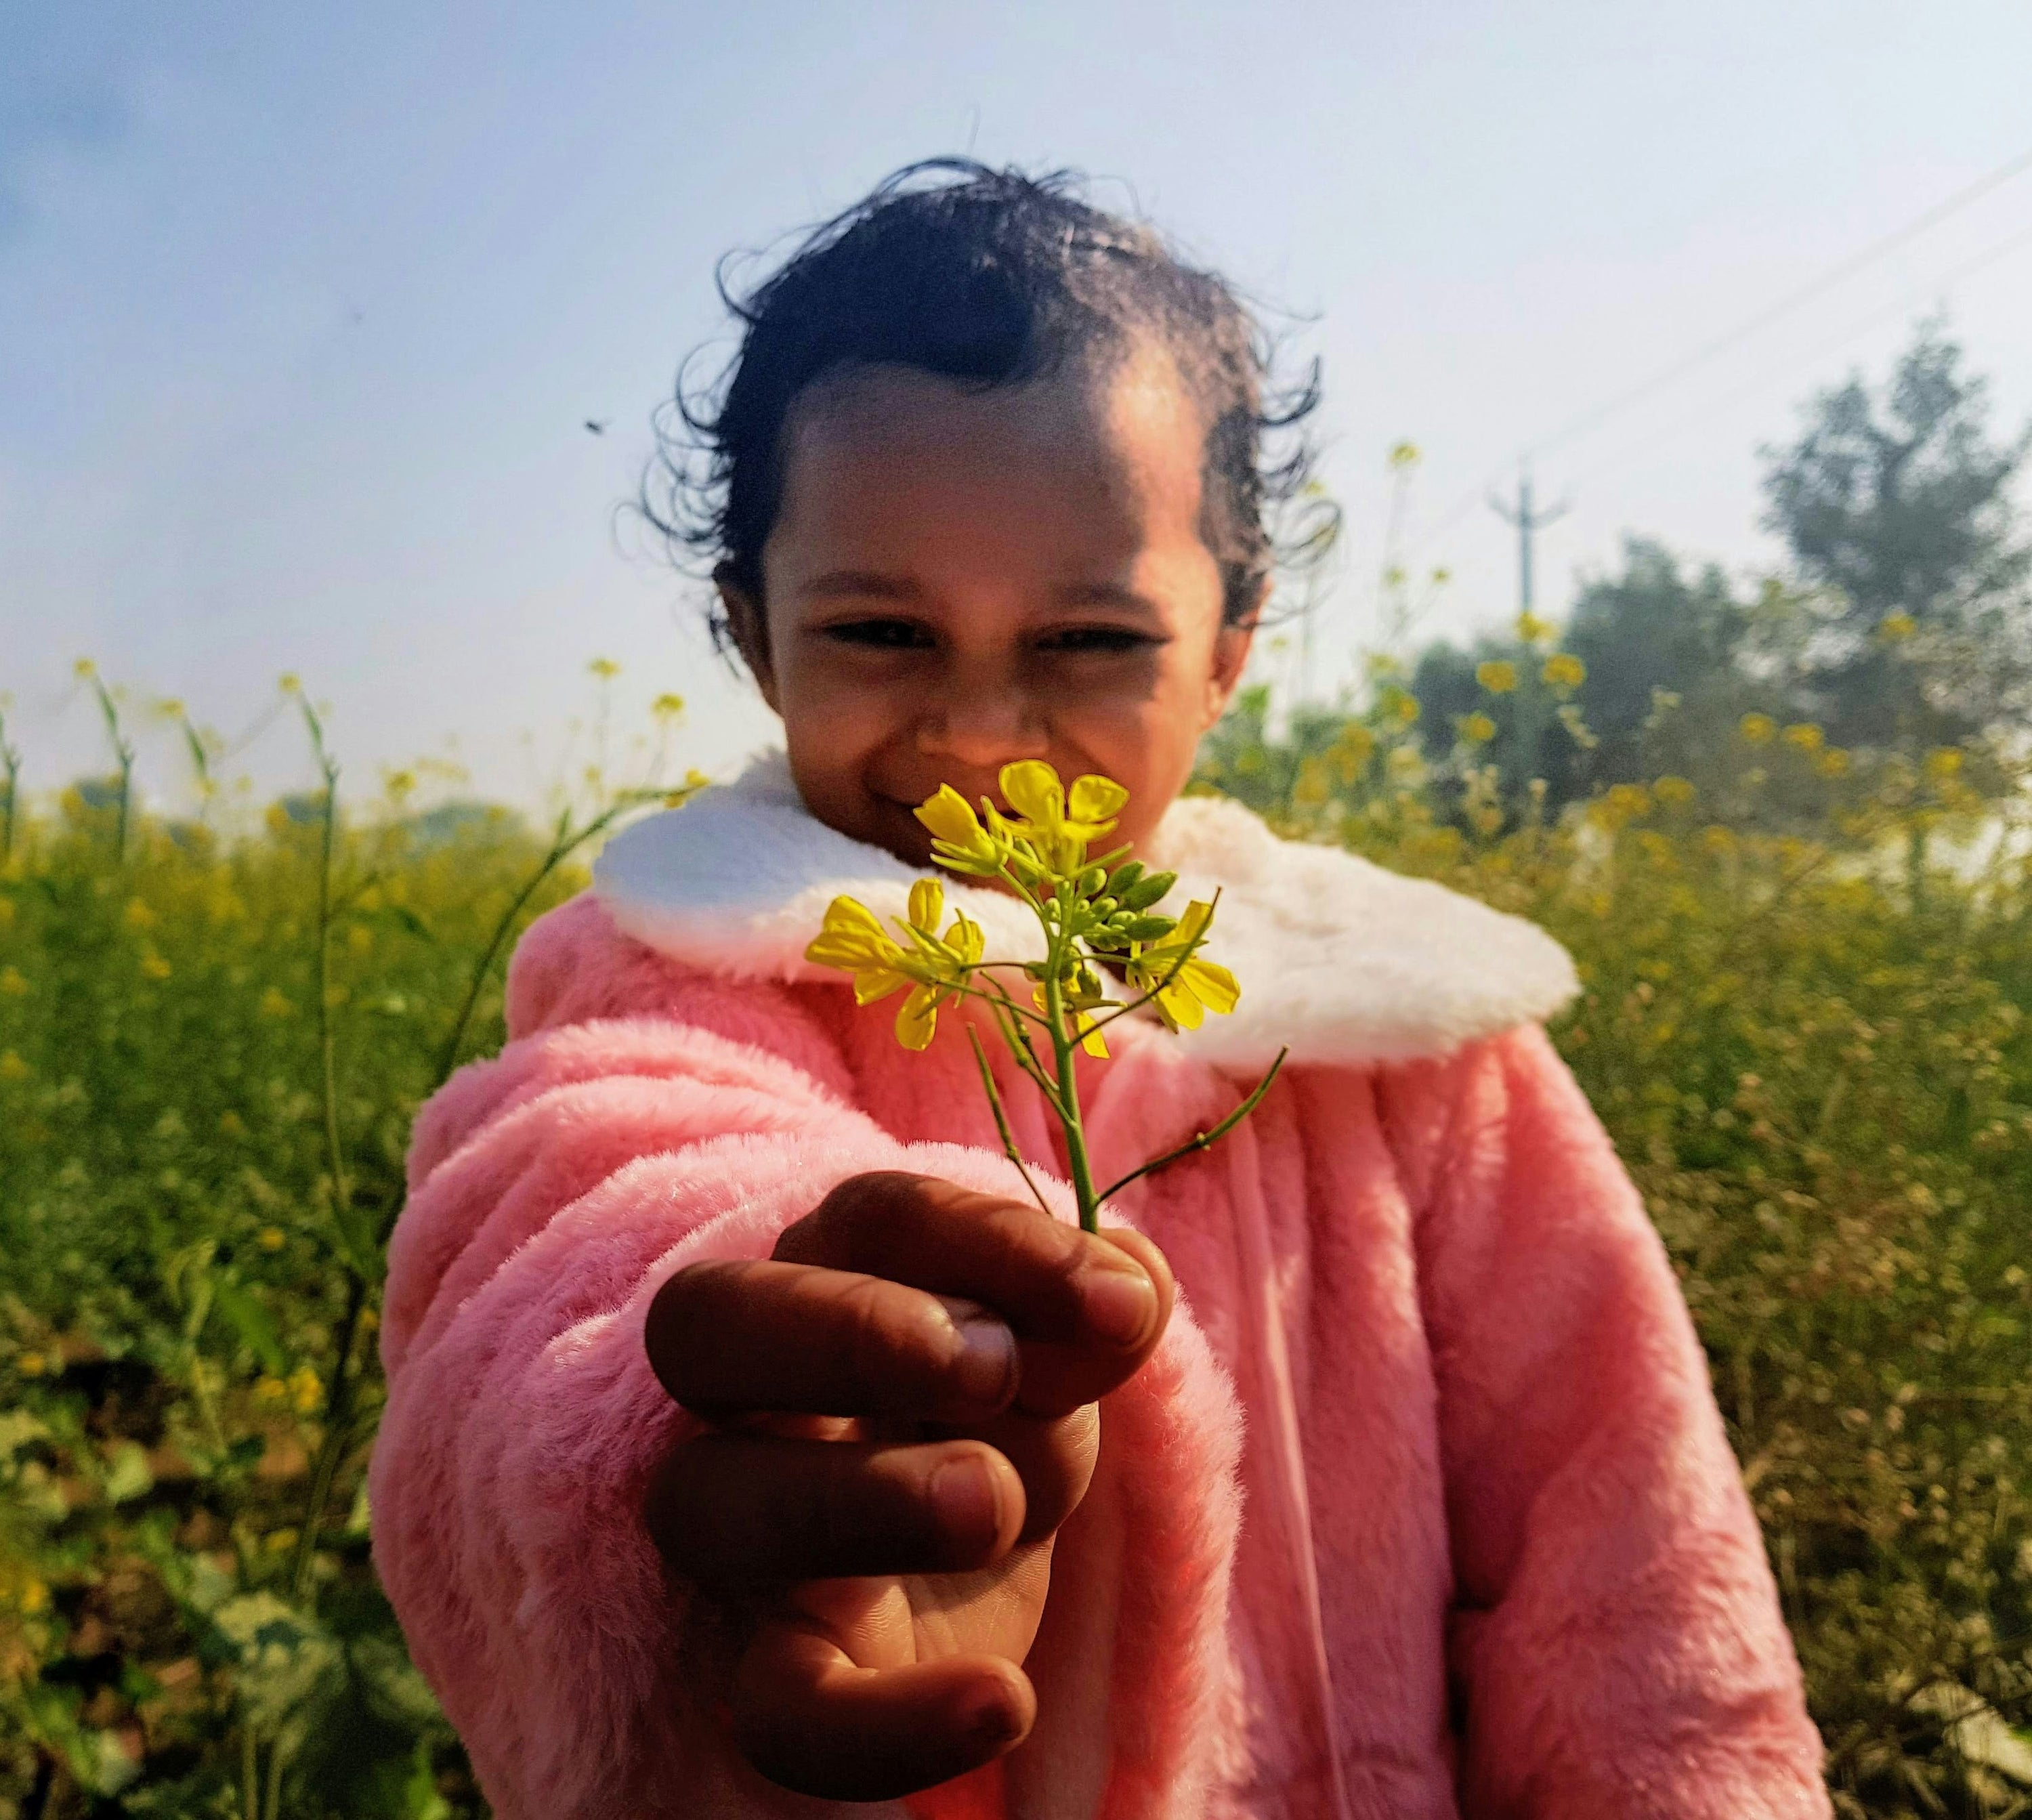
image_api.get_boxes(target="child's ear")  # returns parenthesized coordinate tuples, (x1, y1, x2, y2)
(1202, 583, 1265, 727)
(716, 568, 780, 711)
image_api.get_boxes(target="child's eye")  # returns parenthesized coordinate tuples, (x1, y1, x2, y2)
(822, 618, 937, 650)
(1036, 626, 1162, 656)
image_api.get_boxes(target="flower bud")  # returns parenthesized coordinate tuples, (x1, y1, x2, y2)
(1121, 872, 1177, 911)
(1124, 914, 1177, 941)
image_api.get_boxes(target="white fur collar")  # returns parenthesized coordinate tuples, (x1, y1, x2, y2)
(592, 753, 1578, 1069)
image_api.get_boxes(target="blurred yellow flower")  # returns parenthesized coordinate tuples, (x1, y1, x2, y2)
(1878, 612, 1917, 641)
(218, 1109, 247, 1138)
(257, 1227, 286, 1252)
(0, 966, 27, 996)
(1541, 652, 1586, 691)
(277, 673, 301, 695)
(18, 1579, 49, 1615)
(1477, 660, 1518, 694)
(18, 1351, 48, 1378)
(1815, 748, 1852, 778)
(1516, 612, 1554, 646)
(1329, 724, 1375, 783)
(255, 1376, 288, 1404)
(140, 951, 172, 981)
(651, 693, 685, 719)
(1653, 775, 1697, 806)
(1783, 723, 1825, 752)
(0, 1051, 28, 1081)
(1459, 712, 1498, 745)
(1388, 440, 1421, 469)
(74, 658, 97, 680)
(123, 897, 158, 930)
(1739, 713, 1777, 745)
(288, 1367, 322, 1414)
(1925, 748, 1965, 780)
(587, 658, 621, 680)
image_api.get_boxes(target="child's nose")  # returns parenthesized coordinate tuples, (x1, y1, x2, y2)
(914, 666, 1050, 771)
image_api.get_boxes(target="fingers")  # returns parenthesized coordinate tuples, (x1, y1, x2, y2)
(731, 1628, 1035, 1801)
(776, 1172, 1177, 1414)
(646, 1258, 1017, 1421)
(645, 1433, 1025, 1583)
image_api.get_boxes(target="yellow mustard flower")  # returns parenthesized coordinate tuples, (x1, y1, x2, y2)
(1476, 660, 1518, 695)
(0, 1052, 28, 1082)
(1926, 747, 1965, 780)
(18, 1351, 48, 1378)
(1516, 612, 1554, 646)
(1783, 723, 1825, 753)
(0, 967, 27, 997)
(651, 693, 685, 719)
(1878, 612, 1917, 641)
(1127, 901, 1242, 1034)
(914, 785, 1004, 878)
(123, 897, 158, 931)
(805, 886, 981, 1052)
(1815, 748, 1852, 778)
(1653, 775, 1697, 806)
(140, 951, 171, 981)
(1459, 712, 1498, 745)
(994, 761, 1128, 873)
(257, 1227, 286, 1252)
(1541, 652, 1586, 691)
(258, 986, 293, 1019)
(288, 1367, 322, 1414)
(1739, 713, 1777, 745)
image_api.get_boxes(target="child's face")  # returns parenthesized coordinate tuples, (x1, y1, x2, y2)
(724, 345, 1255, 868)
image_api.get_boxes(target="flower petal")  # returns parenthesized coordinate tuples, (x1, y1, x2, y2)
(999, 760, 1065, 826)
(915, 786, 985, 845)
(908, 877, 944, 935)
(851, 965, 913, 1006)
(895, 985, 942, 1050)
(1180, 958, 1240, 1017)
(1068, 774, 1129, 822)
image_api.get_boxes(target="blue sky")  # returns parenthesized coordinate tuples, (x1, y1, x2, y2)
(5, 1, 2031, 809)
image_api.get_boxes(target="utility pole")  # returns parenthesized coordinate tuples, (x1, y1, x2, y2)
(1489, 465, 1570, 617)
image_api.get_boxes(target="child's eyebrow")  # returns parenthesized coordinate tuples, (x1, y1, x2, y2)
(801, 569, 921, 602)
(1055, 581, 1166, 618)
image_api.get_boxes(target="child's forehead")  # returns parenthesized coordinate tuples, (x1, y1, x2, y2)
(782, 346, 1204, 492)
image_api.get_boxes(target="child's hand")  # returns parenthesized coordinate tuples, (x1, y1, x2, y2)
(642, 1170, 1174, 1801)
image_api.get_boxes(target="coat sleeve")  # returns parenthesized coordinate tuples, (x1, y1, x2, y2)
(368, 919, 1242, 1820)
(1400, 1025, 1829, 1819)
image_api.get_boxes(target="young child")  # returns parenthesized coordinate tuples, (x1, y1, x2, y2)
(370, 163, 1829, 1819)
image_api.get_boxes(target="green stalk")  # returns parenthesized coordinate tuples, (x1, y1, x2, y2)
(1041, 937, 1101, 1232)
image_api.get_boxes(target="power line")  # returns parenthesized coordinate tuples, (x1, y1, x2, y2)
(1565, 215, 2032, 496)
(1399, 137, 2032, 562)
(1527, 138, 2032, 462)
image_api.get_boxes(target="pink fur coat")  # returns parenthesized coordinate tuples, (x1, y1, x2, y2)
(370, 757, 1829, 1819)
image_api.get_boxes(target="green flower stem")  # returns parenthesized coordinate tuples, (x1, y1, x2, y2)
(1097, 1046, 1289, 1204)
(1042, 931, 1103, 1233)
(966, 1025, 1052, 1216)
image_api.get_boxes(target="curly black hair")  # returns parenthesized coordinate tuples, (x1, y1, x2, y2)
(643, 158, 1328, 660)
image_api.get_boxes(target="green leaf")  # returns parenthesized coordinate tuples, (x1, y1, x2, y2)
(212, 1278, 287, 1376)
(104, 1439, 154, 1505)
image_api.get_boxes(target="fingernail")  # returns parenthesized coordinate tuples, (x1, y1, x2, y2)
(958, 1685, 1025, 1746)
(930, 1456, 1001, 1552)
(1082, 1265, 1156, 1347)
(951, 1312, 1017, 1406)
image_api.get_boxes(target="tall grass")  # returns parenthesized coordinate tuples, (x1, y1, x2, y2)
(1, 665, 2028, 1817)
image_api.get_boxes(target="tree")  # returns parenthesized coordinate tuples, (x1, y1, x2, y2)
(1561, 539, 1764, 786)
(1762, 323, 2032, 752)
